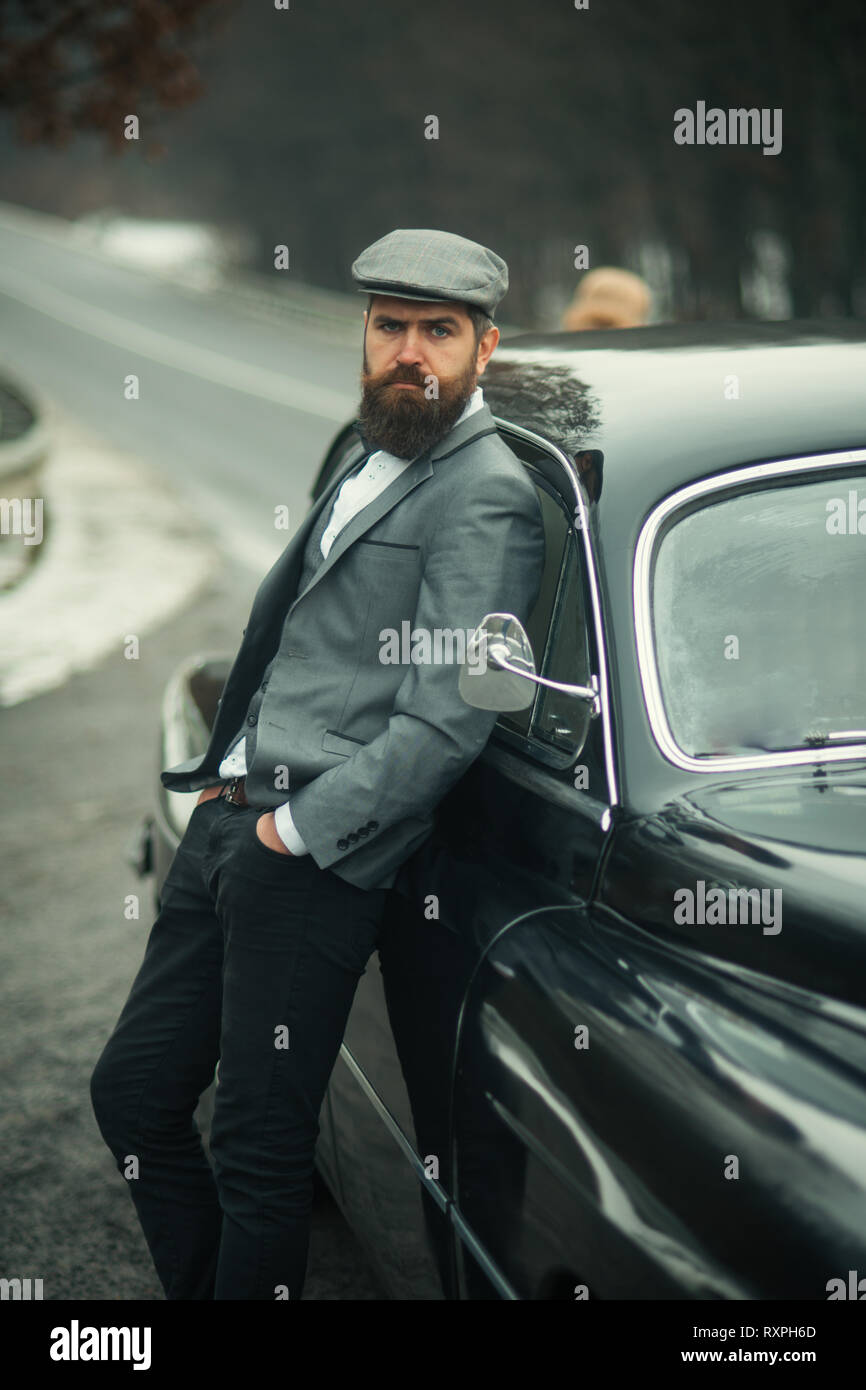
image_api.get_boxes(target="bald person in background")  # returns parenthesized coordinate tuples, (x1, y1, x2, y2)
(562, 266, 652, 330)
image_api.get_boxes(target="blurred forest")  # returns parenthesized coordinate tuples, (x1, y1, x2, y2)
(0, 0, 863, 326)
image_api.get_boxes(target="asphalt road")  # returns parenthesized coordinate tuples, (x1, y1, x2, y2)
(0, 208, 361, 571)
(0, 215, 385, 1299)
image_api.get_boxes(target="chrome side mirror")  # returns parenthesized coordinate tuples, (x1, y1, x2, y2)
(458, 613, 538, 711)
(459, 612, 601, 715)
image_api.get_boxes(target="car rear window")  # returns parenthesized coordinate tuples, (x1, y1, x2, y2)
(650, 471, 866, 758)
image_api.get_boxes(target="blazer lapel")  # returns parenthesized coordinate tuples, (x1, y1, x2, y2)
(288, 453, 433, 610)
(287, 434, 371, 557)
(428, 399, 500, 463)
(244, 436, 369, 620)
(200, 436, 370, 758)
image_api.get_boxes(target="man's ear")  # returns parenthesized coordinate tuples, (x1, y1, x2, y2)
(475, 324, 500, 376)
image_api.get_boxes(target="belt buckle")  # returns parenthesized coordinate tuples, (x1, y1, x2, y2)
(223, 776, 245, 806)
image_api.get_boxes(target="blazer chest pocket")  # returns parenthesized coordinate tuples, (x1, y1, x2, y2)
(322, 729, 369, 757)
(358, 539, 420, 553)
(352, 539, 423, 625)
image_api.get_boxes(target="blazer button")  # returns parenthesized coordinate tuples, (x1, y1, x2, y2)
(358, 827, 369, 838)
(347, 832, 359, 844)
(337, 838, 349, 851)
(367, 820, 379, 831)
(247, 714, 257, 725)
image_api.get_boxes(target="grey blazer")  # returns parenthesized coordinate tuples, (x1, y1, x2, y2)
(161, 402, 545, 889)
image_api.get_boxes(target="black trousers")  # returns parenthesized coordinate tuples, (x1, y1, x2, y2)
(90, 794, 385, 1300)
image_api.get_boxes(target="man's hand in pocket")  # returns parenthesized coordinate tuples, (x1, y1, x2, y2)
(256, 811, 293, 855)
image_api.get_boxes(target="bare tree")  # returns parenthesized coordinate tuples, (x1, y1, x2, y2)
(0, 0, 231, 154)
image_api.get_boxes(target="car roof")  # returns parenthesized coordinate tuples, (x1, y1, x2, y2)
(485, 320, 866, 526)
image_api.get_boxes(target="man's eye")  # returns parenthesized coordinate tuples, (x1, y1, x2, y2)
(377, 322, 449, 336)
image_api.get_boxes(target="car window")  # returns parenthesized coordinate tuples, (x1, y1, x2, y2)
(498, 481, 567, 737)
(650, 470, 866, 758)
(532, 538, 593, 757)
(497, 471, 594, 764)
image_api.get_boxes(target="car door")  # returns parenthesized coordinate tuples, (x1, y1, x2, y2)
(325, 424, 617, 1298)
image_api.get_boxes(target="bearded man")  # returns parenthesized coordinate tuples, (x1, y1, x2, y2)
(90, 228, 545, 1301)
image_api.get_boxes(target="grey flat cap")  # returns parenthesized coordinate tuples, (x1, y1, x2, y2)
(351, 228, 508, 318)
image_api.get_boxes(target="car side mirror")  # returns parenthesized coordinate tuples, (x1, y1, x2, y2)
(458, 613, 537, 710)
(459, 612, 601, 715)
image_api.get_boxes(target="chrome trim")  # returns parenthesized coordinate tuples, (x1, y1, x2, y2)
(634, 448, 866, 774)
(450, 1205, 520, 1300)
(488, 639, 601, 711)
(494, 418, 619, 807)
(338, 1043, 519, 1296)
(337, 1045, 447, 1214)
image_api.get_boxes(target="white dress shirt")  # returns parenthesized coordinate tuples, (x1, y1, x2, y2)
(219, 385, 485, 853)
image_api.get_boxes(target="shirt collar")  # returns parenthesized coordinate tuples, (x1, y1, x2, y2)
(455, 385, 484, 426)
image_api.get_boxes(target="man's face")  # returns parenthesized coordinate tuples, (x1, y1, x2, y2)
(357, 295, 498, 459)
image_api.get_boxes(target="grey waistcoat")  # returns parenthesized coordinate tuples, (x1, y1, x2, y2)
(223, 457, 367, 772)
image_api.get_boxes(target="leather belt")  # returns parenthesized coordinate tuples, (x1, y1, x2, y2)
(218, 776, 249, 806)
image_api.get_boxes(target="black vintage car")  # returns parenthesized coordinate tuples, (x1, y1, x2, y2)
(137, 321, 866, 1300)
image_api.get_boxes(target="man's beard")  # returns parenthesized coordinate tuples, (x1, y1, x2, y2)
(357, 354, 478, 460)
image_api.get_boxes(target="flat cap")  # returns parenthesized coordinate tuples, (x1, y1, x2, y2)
(351, 228, 508, 318)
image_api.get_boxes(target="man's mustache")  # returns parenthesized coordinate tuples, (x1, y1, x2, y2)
(368, 367, 427, 389)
